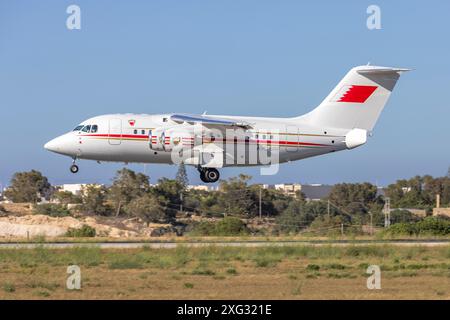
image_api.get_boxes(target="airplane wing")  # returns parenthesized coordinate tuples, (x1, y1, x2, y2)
(170, 113, 252, 128)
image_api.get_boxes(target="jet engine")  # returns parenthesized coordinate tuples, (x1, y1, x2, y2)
(149, 127, 200, 152)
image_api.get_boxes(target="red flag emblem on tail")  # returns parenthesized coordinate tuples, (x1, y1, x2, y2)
(128, 119, 136, 126)
(334, 85, 377, 103)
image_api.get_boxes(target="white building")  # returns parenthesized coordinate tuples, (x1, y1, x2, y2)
(55, 183, 103, 196)
(274, 183, 302, 197)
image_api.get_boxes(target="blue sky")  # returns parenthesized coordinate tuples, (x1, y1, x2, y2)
(0, 0, 449, 187)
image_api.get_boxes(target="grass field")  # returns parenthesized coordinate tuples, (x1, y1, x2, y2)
(0, 245, 449, 299)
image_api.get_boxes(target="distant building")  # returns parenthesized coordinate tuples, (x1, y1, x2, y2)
(274, 184, 301, 197)
(433, 194, 450, 217)
(187, 185, 213, 192)
(187, 185, 209, 191)
(433, 207, 450, 218)
(300, 184, 333, 201)
(55, 183, 103, 196)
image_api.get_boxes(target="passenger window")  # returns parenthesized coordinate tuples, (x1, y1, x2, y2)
(82, 125, 91, 133)
(91, 125, 98, 133)
(134, 129, 137, 134)
(141, 130, 145, 134)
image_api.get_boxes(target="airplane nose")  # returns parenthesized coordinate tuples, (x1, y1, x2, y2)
(44, 133, 79, 156)
(44, 138, 59, 152)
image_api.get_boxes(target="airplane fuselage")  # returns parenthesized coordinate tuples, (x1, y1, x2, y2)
(45, 113, 348, 166)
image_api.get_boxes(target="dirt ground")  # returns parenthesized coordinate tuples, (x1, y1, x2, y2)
(0, 245, 448, 300)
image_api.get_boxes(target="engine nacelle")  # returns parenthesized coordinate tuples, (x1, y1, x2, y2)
(149, 127, 198, 152)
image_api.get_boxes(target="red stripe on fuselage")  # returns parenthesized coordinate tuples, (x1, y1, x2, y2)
(80, 134, 329, 147)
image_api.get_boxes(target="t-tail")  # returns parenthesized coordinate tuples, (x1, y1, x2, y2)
(298, 65, 410, 148)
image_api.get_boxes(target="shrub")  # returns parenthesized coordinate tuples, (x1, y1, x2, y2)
(190, 217, 250, 236)
(109, 258, 143, 269)
(415, 217, 450, 235)
(2, 283, 15, 293)
(325, 263, 347, 270)
(214, 217, 249, 236)
(34, 204, 70, 217)
(254, 256, 280, 268)
(189, 221, 216, 236)
(191, 269, 216, 275)
(383, 217, 450, 236)
(226, 268, 237, 275)
(65, 225, 96, 237)
(390, 209, 420, 224)
(306, 264, 320, 271)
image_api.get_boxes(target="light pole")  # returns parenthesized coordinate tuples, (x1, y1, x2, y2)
(259, 186, 262, 219)
(383, 197, 391, 227)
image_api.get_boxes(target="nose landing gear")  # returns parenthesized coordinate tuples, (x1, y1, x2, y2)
(198, 166, 220, 183)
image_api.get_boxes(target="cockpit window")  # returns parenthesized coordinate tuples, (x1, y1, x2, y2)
(73, 125, 84, 131)
(82, 125, 91, 133)
(91, 125, 98, 133)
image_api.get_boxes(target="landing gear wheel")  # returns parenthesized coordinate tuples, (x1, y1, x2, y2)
(70, 164, 79, 174)
(204, 168, 220, 183)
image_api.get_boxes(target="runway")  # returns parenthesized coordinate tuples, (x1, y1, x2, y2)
(0, 239, 448, 249)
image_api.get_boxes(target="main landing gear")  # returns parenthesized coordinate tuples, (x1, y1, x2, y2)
(70, 159, 79, 174)
(198, 166, 220, 183)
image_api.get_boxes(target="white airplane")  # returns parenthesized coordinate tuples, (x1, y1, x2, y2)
(44, 65, 409, 183)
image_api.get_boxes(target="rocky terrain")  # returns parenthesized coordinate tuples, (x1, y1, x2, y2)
(0, 203, 180, 239)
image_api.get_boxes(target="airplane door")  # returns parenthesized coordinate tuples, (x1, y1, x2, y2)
(286, 126, 298, 152)
(108, 119, 122, 145)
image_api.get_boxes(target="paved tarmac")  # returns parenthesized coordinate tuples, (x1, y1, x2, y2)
(0, 239, 448, 249)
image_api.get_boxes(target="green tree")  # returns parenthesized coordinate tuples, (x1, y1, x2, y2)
(109, 168, 150, 216)
(175, 162, 189, 188)
(275, 200, 315, 234)
(328, 182, 380, 211)
(81, 185, 110, 215)
(124, 194, 166, 225)
(190, 217, 249, 236)
(52, 190, 81, 205)
(385, 175, 450, 208)
(5, 170, 51, 203)
(219, 174, 257, 217)
(389, 209, 420, 224)
(328, 182, 383, 224)
(34, 203, 71, 217)
(150, 178, 186, 222)
(307, 215, 360, 236)
(152, 178, 184, 207)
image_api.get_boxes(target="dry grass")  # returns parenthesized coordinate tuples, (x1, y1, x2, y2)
(0, 245, 448, 299)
